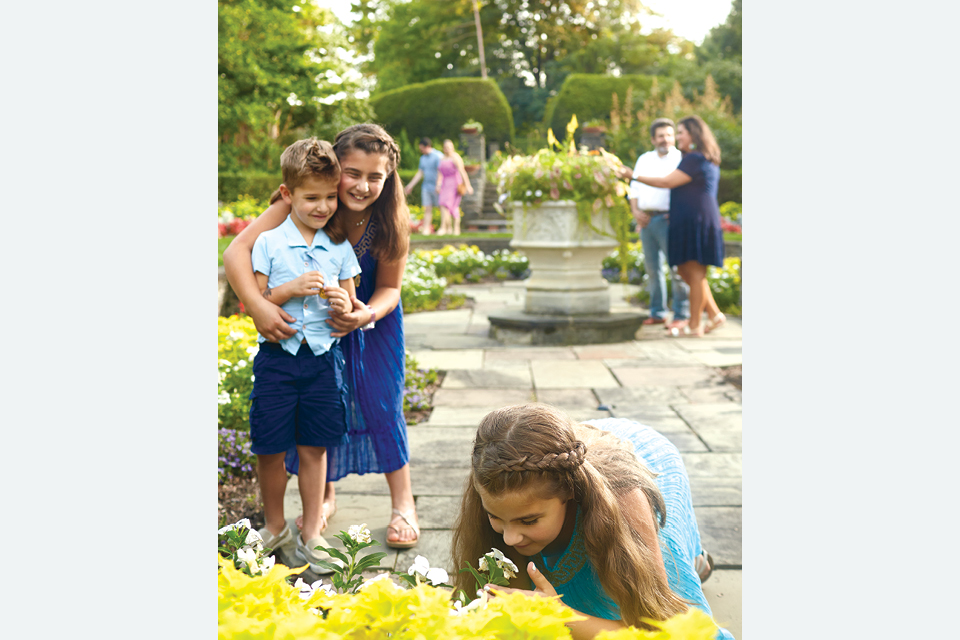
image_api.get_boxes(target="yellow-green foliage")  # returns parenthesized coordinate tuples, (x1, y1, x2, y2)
(596, 609, 719, 639)
(219, 559, 718, 640)
(218, 315, 260, 434)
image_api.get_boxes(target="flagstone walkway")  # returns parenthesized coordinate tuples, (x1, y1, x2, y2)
(280, 280, 742, 638)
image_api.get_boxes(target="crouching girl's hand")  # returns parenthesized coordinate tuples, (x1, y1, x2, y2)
(488, 562, 558, 599)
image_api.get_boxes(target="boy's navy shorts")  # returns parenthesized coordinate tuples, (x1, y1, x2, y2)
(248, 341, 349, 455)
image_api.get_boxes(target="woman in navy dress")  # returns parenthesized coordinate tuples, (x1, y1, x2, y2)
(626, 116, 726, 338)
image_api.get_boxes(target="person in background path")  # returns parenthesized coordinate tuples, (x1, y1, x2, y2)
(623, 115, 726, 338)
(404, 137, 443, 235)
(628, 118, 690, 332)
(435, 139, 473, 236)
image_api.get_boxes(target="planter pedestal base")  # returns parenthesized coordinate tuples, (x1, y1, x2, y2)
(487, 309, 645, 346)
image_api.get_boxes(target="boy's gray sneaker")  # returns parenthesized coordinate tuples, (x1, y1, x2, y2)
(295, 534, 342, 575)
(257, 523, 293, 552)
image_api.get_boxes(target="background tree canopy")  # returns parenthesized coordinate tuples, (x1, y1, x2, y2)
(219, 0, 741, 195)
(218, 0, 373, 173)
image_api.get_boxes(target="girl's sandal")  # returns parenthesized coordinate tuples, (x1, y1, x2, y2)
(695, 550, 715, 583)
(385, 508, 420, 549)
(705, 312, 727, 334)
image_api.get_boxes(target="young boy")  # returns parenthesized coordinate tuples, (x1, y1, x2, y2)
(248, 137, 361, 573)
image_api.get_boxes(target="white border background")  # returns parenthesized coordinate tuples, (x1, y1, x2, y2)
(3, 1, 959, 637)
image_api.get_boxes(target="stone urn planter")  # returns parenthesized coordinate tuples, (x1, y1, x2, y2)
(510, 200, 618, 316)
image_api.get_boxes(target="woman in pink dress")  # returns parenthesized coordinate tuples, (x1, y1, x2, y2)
(435, 139, 473, 236)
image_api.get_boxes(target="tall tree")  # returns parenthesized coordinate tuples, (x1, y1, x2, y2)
(218, 0, 373, 172)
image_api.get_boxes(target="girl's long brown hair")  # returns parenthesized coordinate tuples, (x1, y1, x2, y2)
(679, 115, 721, 166)
(451, 404, 689, 630)
(333, 123, 409, 262)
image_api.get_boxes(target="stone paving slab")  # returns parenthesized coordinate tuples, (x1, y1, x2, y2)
(563, 409, 615, 423)
(530, 360, 620, 389)
(408, 349, 484, 370)
(415, 495, 462, 530)
(413, 334, 504, 349)
(433, 388, 534, 407)
(687, 351, 744, 368)
(675, 404, 742, 452)
(322, 467, 471, 497)
(422, 406, 500, 427)
(484, 347, 577, 361)
(572, 343, 643, 359)
(679, 385, 742, 404)
(534, 388, 599, 407)
(441, 367, 533, 389)
(680, 453, 742, 477)
(408, 427, 476, 467)
(694, 506, 741, 566)
(604, 406, 691, 432)
(403, 308, 474, 327)
(688, 476, 742, 507)
(701, 570, 742, 640)
(609, 366, 723, 387)
(595, 386, 691, 406)
(672, 338, 742, 353)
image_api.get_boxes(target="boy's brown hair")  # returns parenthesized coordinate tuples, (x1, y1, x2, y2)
(271, 137, 347, 243)
(280, 137, 340, 192)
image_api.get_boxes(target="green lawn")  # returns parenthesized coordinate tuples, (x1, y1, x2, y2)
(723, 232, 742, 243)
(219, 236, 235, 267)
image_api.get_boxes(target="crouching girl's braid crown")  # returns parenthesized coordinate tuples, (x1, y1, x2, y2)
(471, 403, 592, 498)
(496, 440, 587, 473)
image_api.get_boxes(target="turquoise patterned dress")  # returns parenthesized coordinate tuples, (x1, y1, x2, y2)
(531, 417, 734, 639)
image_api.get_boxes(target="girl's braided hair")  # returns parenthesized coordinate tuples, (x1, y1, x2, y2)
(451, 403, 688, 630)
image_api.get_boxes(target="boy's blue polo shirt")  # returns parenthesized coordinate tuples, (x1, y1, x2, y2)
(251, 215, 361, 357)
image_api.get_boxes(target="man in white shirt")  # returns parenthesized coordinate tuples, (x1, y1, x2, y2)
(627, 118, 690, 330)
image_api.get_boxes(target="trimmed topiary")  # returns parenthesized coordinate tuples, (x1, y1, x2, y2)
(370, 78, 514, 145)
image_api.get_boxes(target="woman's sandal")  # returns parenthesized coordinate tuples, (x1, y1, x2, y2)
(705, 312, 727, 334)
(386, 508, 420, 549)
(695, 550, 715, 583)
(669, 324, 704, 338)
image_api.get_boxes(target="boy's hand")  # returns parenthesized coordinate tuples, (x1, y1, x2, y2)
(286, 271, 326, 297)
(323, 286, 353, 315)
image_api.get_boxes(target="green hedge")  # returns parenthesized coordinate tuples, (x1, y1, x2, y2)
(370, 78, 515, 146)
(718, 169, 742, 204)
(544, 74, 656, 139)
(219, 172, 281, 204)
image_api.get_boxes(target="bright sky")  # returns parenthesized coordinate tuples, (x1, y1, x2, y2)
(318, 0, 734, 45)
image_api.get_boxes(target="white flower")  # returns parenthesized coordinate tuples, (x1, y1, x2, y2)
(245, 346, 260, 356)
(408, 555, 448, 585)
(348, 524, 372, 544)
(534, 189, 543, 197)
(236, 547, 260, 574)
(236, 359, 247, 368)
(525, 190, 532, 197)
(218, 518, 252, 535)
(228, 331, 244, 341)
(357, 572, 393, 590)
(451, 589, 489, 616)
(480, 548, 518, 579)
(259, 555, 275, 573)
(244, 528, 264, 550)
(218, 391, 231, 405)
